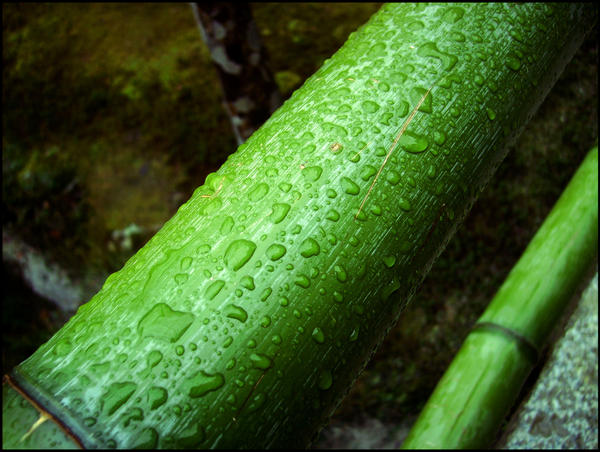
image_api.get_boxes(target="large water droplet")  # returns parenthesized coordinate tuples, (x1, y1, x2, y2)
(302, 166, 323, 182)
(250, 353, 273, 370)
(248, 183, 269, 202)
(300, 238, 320, 258)
(101, 381, 137, 416)
(417, 42, 458, 72)
(138, 303, 195, 343)
(205, 280, 225, 300)
(266, 244, 287, 261)
(220, 216, 235, 235)
(184, 371, 225, 398)
(269, 203, 291, 224)
(224, 239, 257, 271)
(224, 304, 248, 323)
(340, 177, 360, 195)
(147, 386, 168, 410)
(399, 131, 429, 153)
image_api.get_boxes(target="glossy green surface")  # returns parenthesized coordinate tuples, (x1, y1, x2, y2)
(402, 146, 598, 449)
(2, 383, 79, 449)
(7, 3, 595, 449)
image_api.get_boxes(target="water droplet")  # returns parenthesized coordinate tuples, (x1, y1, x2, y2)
(341, 177, 360, 195)
(224, 239, 257, 271)
(138, 303, 195, 343)
(360, 165, 377, 181)
(398, 198, 412, 211)
(260, 316, 272, 328)
(131, 427, 158, 449)
(505, 55, 521, 71)
(174, 273, 189, 285)
(326, 209, 340, 222)
(266, 244, 287, 261)
(248, 182, 269, 202)
(326, 188, 338, 198)
(333, 291, 344, 303)
(205, 280, 225, 300)
(410, 87, 433, 113)
(180, 256, 193, 271)
(175, 345, 184, 356)
(442, 6, 465, 23)
(147, 386, 168, 410)
(302, 166, 323, 182)
(269, 203, 291, 224)
(361, 100, 380, 113)
(184, 370, 225, 398)
(226, 358, 236, 370)
(260, 287, 272, 301)
(224, 304, 248, 323)
(300, 238, 320, 258)
(383, 256, 396, 268)
(250, 353, 273, 370)
(279, 297, 289, 307)
(311, 327, 325, 344)
(240, 275, 255, 290)
(386, 170, 400, 185)
(399, 130, 429, 153)
(272, 334, 282, 345)
(334, 265, 348, 283)
(101, 382, 137, 416)
(349, 326, 359, 342)
(278, 182, 292, 193)
(294, 274, 311, 288)
(53, 339, 72, 356)
(223, 336, 233, 348)
(417, 42, 457, 72)
(318, 370, 333, 390)
(219, 216, 235, 234)
(486, 107, 496, 120)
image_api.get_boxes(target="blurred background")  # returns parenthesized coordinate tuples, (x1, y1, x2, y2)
(2, 3, 597, 447)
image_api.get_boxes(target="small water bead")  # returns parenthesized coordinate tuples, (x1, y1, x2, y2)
(271, 335, 282, 345)
(361, 165, 377, 181)
(223, 336, 233, 348)
(175, 345, 184, 356)
(180, 256, 193, 271)
(326, 188, 338, 199)
(334, 265, 348, 283)
(486, 108, 497, 120)
(279, 297, 289, 307)
(399, 131, 429, 153)
(248, 183, 269, 202)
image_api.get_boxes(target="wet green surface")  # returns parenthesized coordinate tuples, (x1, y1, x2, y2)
(2, 2, 597, 429)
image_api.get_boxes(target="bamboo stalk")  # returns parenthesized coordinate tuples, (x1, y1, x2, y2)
(402, 145, 598, 449)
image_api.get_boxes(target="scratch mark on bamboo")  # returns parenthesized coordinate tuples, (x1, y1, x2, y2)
(355, 80, 437, 220)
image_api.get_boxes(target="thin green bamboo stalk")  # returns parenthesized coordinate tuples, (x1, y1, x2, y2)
(402, 145, 598, 449)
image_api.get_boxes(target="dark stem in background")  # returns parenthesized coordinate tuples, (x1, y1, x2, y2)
(190, 2, 282, 145)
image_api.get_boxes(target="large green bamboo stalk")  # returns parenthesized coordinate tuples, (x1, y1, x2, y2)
(2, 3, 596, 449)
(402, 145, 598, 449)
